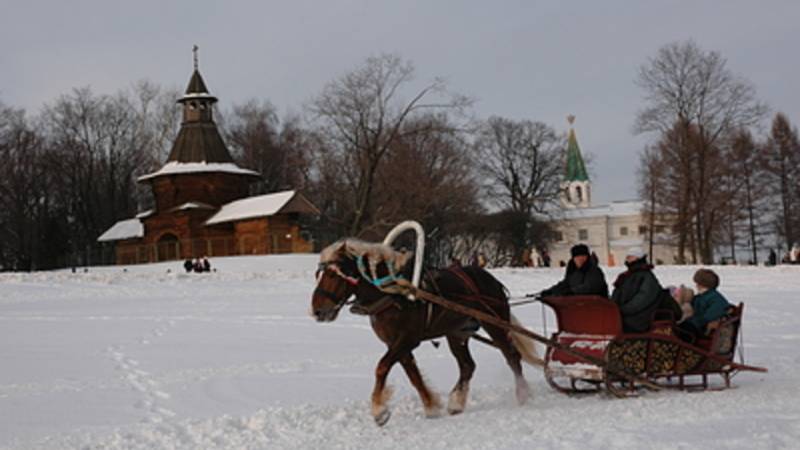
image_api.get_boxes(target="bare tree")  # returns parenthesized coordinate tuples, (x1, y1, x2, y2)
(223, 101, 312, 194)
(635, 40, 768, 263)
(308, 53, 470, 236)
(474, 116, 563, 264)
(763, 113, 800, 251)
(637, 145, 662, 259)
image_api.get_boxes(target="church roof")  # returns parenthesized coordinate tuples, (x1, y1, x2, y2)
(97, 218, 144, 242)
(185, 70, 209, 95)
(205, 190, 320, 225)
(178, 70, 217, 103)
(138, 161, 258, 181)
(139, 63, 257, 181)
(164, 122, 237, 164)
(565, 127, 589, 182)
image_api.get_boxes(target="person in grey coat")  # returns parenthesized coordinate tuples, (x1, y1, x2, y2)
(611, 247, 663, 333)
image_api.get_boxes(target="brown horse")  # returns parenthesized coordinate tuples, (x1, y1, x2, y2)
(310, 239, 542, 426)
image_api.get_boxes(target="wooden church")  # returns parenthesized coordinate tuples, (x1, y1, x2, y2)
(98, 53, 318, 264)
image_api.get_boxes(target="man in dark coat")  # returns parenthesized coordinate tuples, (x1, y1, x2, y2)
(611, 247, 663, 333)
(539, 244, 608, 298)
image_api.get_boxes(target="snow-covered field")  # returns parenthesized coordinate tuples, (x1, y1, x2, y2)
(1, 255, 798, 449)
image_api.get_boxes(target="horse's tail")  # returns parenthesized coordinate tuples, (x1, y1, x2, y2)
(509, 313, 545, 367)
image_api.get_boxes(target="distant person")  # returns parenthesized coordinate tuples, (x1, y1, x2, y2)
(542, 250, 551, 268)
(193, 258, 203, 273)
(767, 249, 777, 266)
(469, 252, 479, 267)
(183, 259, 193, 273)
(537, 244, 608, 298)
(477, 253, 488, 268)
(791, 244, 800, 265)
(678, 269, 733, 342)
(202, 257, 211, 272)
(611, 247, 663, 333)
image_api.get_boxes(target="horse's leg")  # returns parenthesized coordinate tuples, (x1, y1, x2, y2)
(445, 334, 475, 415)
(482, 323, 530, 405)
(399, 353, 441, 418)
(371, 349, 399, 426)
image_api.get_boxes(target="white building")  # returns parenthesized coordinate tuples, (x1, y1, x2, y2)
(547, 117, 675, 267)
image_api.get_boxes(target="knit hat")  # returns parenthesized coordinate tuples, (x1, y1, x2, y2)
(626, 247, 646, 260)
(570, 244, 590, 258)
(693, 268, 719, 289)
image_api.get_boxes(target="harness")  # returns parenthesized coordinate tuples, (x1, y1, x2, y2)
(355, 255, 405, 288)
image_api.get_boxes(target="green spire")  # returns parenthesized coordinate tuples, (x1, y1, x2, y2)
(565, 116, 589, 182)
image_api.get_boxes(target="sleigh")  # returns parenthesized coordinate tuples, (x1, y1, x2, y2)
(541, 295, 767, 396)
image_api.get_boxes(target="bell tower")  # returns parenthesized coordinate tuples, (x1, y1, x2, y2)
(561, 115, 591, 209)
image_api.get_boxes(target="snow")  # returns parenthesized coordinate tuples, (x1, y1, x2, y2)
(171, 202, 214, 211)
(96, 218, 144, 242)
(1, 259, 798, 449)
(205, 190, 314, 225)
(138, 162, 258, 181)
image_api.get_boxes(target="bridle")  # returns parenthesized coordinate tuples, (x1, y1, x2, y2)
(314, 260, 361, 307)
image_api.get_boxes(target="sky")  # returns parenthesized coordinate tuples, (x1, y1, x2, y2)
(1, 0, 798, 204)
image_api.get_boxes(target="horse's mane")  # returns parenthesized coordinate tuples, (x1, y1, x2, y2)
(320, 238, 413, 271)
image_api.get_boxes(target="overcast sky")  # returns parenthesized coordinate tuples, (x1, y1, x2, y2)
(2, 0, 798, 204)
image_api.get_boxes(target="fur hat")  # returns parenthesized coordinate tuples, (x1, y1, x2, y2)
(626, 246, 646, 260)
(693, 268, 719, 290)
(570, 244, 590, 258)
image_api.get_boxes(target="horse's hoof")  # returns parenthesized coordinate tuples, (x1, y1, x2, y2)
(374, 409, 391, 426)
(447, 407, 463, 415)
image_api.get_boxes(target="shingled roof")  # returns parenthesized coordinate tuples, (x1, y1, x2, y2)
(141, 66, 257, 179)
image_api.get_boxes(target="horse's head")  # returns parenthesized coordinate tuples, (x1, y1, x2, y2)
(311, 241, 360, 322)
(311, 239, 412, 322)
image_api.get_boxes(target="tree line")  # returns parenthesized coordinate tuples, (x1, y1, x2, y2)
(0, 54, 563, 270)
(635, 40, 799, 264)
(2, 42, 794, 271)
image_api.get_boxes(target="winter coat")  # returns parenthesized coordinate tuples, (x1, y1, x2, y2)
(686, 288, 732, 332)
(611, 259, 663, 332)
(542, 258, 608, 298)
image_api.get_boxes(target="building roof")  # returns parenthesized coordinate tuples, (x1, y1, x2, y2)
(560, 200, 644, 219)
(565, 127, 589, 182)
(97, 218, 144, 242)
(205, 190, 320, 225)
(139, 66, 255, 181)
(178, 70, 217, 104)
(165, 123, 236, 164)
(138, 161, 259, 182)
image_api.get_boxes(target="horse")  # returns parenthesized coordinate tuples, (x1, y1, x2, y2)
(310, 238, 542, 426)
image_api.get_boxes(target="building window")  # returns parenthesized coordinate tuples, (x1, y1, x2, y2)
(655, 225, 666, 233)
(555, 231, 564, 242)
(575, 186, 583, 202)
(578, 229, 588, 240)
(639, 225, 648, 235)
(620, 226, 629, 236)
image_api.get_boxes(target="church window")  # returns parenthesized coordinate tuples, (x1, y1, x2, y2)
(578, 229, 588, 240)
(620, 226, 628, 236)
(575, 186, 583, 202)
